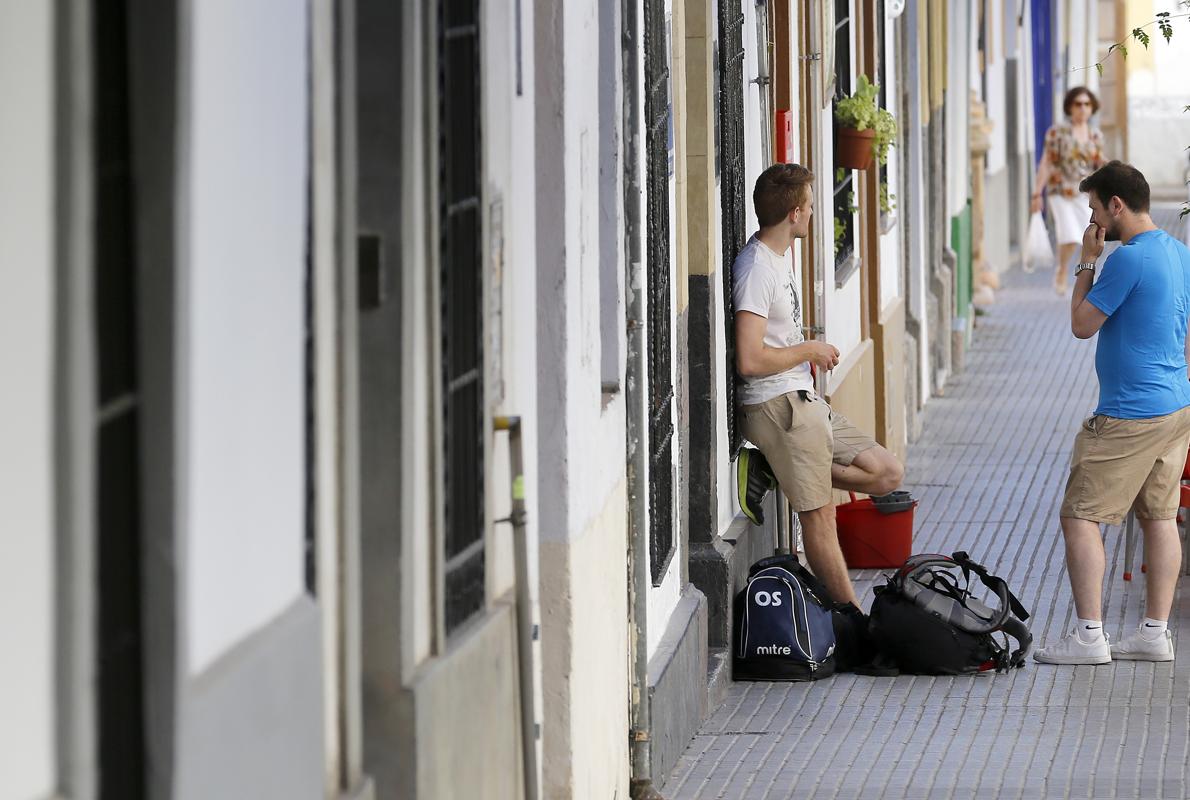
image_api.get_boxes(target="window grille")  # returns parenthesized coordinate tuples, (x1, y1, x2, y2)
(719, 1, 746, 460)
(95, 1, 147, 794)
(832, 0, 855, 268)
(438, 0, 486, 633)
(644, 0, 675, 584)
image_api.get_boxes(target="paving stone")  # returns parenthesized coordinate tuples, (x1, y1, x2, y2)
(662, 206, 1190, 799)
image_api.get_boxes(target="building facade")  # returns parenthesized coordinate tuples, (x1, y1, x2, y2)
(1, 0, 1109, 798)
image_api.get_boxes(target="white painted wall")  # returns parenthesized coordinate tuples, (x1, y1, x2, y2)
(1127, 0, 1190, 191)
(983, 0, 1009, 175)
(482, 6, 544, 779)
(483, 0, 540, 611)
(880, 2, 903, 311)
(946, 0, 973, 218)
(183, 0, 309, 674)
(536, 2, 631, 794)
(0, 3, 56, 795)
(900, 0, 931, 403)
(398, 0, 437, 672)
(1017, 2, 1036, 159)
(742, 0, 765, 236)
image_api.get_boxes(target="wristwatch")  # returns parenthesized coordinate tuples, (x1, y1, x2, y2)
(1075, 262, 1096, 275)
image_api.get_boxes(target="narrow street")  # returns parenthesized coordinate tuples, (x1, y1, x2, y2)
(666, 206, 1190, 800)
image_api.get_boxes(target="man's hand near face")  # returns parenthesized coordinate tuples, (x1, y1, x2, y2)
(1082, 222, 1106, 263)
(1070, 222, 1109, 339)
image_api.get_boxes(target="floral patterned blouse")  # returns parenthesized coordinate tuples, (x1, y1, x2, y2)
(1044, 124, 1106, 198)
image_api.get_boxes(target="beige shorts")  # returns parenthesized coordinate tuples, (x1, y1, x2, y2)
(739, 390, 878, 512)
(1060, 406, 1190, 525)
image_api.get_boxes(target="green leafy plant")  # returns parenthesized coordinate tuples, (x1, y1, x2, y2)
(834, 216, 846, 256)
(834, 75, 898, 167)
(880, 181, 897, 215)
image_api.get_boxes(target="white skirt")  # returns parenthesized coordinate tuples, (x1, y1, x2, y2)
(1048, 192, 1092, 246)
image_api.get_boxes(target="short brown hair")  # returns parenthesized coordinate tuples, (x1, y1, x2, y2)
(753, 163, 815, 228)
(1063, 86, 1100, 116)
(1079, 160, 1150, 213)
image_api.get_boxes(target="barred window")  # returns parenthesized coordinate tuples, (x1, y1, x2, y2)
(719, 1, 746, 460)
(438, 0, 485, 633)
(832, 0, 856, 271)
(644, 0, 675, 584)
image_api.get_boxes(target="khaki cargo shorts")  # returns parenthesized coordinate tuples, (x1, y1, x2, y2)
(1060, 405, 1190, 525)
(738, 390, 878, 512)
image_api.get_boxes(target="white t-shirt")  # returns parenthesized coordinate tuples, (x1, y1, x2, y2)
(731, 235, 813, 404)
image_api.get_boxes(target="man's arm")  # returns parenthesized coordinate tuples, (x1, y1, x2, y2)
(1071, 223, 1109, 339)
(735, 311, 839, 377)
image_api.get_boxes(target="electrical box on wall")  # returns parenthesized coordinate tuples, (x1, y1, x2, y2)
(775, 109, 794, 163)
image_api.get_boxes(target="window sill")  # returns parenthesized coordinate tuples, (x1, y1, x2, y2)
(834, 254, 862, 290)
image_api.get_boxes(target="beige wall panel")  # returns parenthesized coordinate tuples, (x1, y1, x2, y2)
(414, 603, 524, 799)
(539, 481, 630, 800)
(685, 0, 717, 278)
(876, 298, 908, 462)
(825, 339, 877, 504)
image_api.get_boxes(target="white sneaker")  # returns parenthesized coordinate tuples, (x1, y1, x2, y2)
(1033, 630, 1112, 665)
(1111, 628, 1174, 662)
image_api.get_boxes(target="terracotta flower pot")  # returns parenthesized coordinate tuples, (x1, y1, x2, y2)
(836, 126, 876, 170)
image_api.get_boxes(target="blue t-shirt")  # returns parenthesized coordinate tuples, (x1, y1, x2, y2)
(1086, 229, 1190, 419)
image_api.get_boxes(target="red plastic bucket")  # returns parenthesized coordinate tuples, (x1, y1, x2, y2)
(835, 491, 916, 568)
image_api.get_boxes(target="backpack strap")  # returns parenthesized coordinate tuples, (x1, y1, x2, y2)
(998, 615, 1033, 669)
(951, 551, 1030, 621)
(749, 553, 801, 578)
(950, 551, 1033, 668)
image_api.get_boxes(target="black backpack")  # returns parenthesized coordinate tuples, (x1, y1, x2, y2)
(733, 555, 838, 681)
(869, 551, 1032, 674)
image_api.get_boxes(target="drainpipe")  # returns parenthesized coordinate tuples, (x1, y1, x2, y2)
(623, 0, 664, 797)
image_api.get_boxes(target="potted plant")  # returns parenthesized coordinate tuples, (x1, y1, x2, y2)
(834, 75, 897, 171)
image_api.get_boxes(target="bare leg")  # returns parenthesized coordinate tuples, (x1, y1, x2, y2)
(1061, 516, 1106, 620)
(1138, 516, 1182, 621)
(1055, 243, 1077, 291)
(831, 445, 904, 496)
(798, 504, 859, 606)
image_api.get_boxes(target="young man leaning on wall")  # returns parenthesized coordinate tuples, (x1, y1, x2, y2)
(732, 163, 904, 609)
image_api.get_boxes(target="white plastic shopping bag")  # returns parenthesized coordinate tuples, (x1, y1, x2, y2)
(1024, 211, 1053, 273)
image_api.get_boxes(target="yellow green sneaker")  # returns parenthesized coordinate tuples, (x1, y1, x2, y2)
(737, 447, 776, 525)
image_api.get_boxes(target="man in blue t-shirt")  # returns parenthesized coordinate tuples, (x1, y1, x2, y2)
(1036, 161, 1190, 666)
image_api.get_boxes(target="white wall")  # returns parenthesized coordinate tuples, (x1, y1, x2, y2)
(0, 3, 56, 796)
(879, 1, 903, 311)
(184, 0, 309, 674)
(483, 5, 544, 776)
(741, 0, 764, 236)
(946, 0, 973, 219)
(1127, 0, 1190, 191)
(983, 0, 1008, 175)
(536, 1, 631, 794)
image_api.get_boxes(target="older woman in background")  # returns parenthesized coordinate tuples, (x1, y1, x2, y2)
(1031, 86, 1108, 294)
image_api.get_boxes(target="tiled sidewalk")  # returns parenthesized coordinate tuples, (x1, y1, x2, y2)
(664, 207, 1190, 799)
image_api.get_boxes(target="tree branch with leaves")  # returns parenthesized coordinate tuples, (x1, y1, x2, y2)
(1075, 3, 1190, 219)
